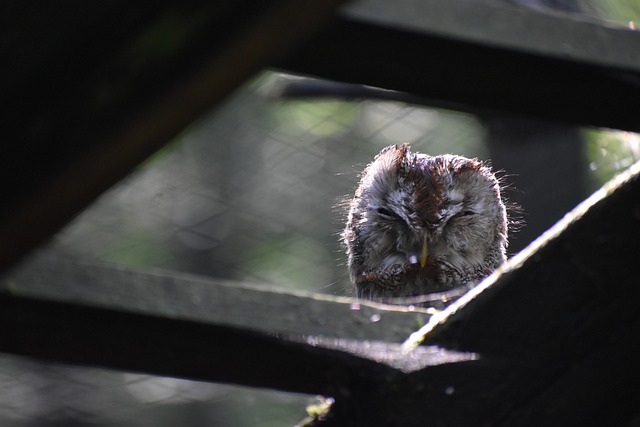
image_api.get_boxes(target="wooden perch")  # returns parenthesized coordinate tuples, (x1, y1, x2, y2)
(0, 253, 441, 395)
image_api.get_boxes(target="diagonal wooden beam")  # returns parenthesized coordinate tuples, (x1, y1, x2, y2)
(0, 0, 347, 275)
(398, 162, 640, 426)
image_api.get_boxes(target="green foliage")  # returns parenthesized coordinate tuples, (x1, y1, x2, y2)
(271, 99, 358, 139)
(104, 230, 174, 268)
(588, 0, 640, 25)
(584, 129, 640, 186)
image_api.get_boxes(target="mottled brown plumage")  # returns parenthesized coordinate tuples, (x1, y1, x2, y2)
(343, 144, 508, 303)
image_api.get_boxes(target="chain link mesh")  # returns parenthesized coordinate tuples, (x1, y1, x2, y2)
(3, 70, 638, 426)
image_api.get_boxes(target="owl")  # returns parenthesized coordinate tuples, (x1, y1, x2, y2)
(343, 144, 508, 302)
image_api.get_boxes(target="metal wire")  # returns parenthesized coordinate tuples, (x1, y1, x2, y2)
(3, 70, 637, 426)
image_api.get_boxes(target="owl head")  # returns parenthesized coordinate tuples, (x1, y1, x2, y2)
(343, 144, 508, 302)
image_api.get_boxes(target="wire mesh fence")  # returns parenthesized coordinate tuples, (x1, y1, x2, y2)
(0, 354, 312, 427)
(3, 70, 640, 426)
(46, 71, 489, 295)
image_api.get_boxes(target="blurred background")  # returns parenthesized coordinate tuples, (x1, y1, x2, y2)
(36, 71, 640, 295)
(3, 0, 640, 425)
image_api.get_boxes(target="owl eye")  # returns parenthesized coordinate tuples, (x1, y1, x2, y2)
(458, 210, 475, 217)
(376, 207, 400, 219)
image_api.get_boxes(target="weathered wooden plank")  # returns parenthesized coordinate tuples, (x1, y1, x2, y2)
(344, 0, 640, 71)
(0, 290, 383, 397)
(0, 254, 478, 397)
(418, 160, 640, 355)
(278, 3, 640, 131)
(2, 254, 432, 343)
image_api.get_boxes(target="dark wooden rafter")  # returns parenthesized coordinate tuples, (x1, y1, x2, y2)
(406, 162, 640, 426)
(278, 0, 640, 132)
(0, 0, 347, 274)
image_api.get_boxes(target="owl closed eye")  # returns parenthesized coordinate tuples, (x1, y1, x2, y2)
(342, 143, 508, 303)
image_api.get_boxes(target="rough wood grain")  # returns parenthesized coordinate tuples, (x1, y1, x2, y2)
(2, 254, 432, 343)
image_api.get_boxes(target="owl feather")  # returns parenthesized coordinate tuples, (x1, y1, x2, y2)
(343, 144, 508, 303)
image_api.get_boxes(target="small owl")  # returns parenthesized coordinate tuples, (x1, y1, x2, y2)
(343, 144, 508, 302)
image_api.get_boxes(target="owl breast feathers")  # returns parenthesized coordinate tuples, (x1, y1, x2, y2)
(343, 144, 508, 302)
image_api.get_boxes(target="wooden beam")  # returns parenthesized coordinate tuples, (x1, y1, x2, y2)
(0, 255, 453, 396)
(2, 255, 432, 343)
(278, 0, 640, 131)
(420, 161, 640, 357)
(343, 0, 640, 70)
(399, 161, 640, 425)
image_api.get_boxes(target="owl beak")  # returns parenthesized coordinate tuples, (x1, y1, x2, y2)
(407, 238, 428, 267)
(420, 237, 428, 268)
